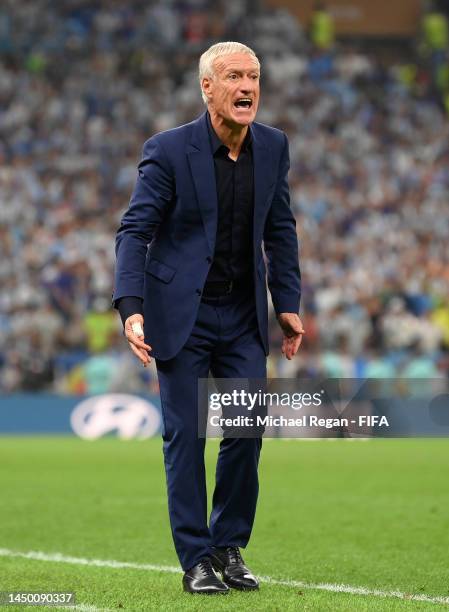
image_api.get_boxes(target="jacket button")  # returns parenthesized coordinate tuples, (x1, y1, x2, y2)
(196, 289, 202, 296)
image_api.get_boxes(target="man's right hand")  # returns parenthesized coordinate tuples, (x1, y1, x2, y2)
(124, 314, 152, 367)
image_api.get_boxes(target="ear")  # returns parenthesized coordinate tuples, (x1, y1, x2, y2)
(201, 76, 212, 99)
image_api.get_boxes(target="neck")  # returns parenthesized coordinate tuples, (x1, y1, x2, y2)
(208, 108, 248, 156)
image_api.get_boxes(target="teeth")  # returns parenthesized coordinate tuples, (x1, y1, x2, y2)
(235, 98, 252, 108)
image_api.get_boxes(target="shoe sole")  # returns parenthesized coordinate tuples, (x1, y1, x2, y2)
(223, 582, 259, 591)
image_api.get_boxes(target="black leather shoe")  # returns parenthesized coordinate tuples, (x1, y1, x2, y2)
(182, 558, 230, 594)
(211, 546, 259, 591)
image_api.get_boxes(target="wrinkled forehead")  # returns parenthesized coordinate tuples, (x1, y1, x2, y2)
(213, 52, 260, 76)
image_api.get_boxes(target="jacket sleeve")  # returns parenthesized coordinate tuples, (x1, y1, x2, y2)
(112, 137, 174, 306)
(115, 296, 144, 326)
(263, 133, 301, 315)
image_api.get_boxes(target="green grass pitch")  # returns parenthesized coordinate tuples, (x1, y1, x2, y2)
(0, 437, 448, 611)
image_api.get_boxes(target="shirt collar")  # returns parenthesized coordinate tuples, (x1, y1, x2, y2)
(206, 111, 252, 156)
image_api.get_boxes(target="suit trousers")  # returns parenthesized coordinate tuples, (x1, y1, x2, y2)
(155, 287, 266, 571)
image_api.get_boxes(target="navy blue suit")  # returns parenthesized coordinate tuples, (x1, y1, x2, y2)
(113, 112, 300, 570)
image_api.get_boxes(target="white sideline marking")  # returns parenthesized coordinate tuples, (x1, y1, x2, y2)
(259, 575, 449, 606)
(0, 548, 448, 606)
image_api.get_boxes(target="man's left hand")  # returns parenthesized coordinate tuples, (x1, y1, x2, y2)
(277, 313, 305, 360)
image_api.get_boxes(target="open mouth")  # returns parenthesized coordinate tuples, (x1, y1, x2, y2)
(234, 98, 253, 109)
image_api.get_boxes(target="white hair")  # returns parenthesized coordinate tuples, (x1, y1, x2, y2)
(198, 41, 260, 104)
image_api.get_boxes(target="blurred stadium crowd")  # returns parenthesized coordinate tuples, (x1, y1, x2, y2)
(1, 0, 449, 393)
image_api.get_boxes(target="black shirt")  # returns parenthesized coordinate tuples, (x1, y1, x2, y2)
(116, 113, 255, 325)
(205, 111, 254, 283)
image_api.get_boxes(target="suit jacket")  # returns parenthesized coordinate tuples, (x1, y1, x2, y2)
(113, 111, 301, 361)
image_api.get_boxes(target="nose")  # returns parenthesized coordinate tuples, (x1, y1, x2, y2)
(239, 75, 255, 94)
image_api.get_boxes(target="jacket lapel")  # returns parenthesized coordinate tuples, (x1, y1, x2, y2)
(251, 124, 274, 243)
(187, 112, 217, 255)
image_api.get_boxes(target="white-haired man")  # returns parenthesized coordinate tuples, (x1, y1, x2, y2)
(113, 41, 303, 594)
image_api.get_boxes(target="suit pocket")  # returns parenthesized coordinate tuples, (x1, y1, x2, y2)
(145, 258, 177, 283)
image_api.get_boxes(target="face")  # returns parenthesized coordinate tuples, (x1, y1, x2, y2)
(202, 52, 260, 127)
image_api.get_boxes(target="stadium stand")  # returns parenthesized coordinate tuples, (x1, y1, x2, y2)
(0, 0, 448, 392)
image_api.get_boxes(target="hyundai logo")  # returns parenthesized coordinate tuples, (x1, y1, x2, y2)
(70, 394, 161, 440)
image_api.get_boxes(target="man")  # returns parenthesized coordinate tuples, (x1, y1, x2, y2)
(113, 41, 304, 594)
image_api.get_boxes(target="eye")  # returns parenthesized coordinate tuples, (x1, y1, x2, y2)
(228, 73, 238, 80)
